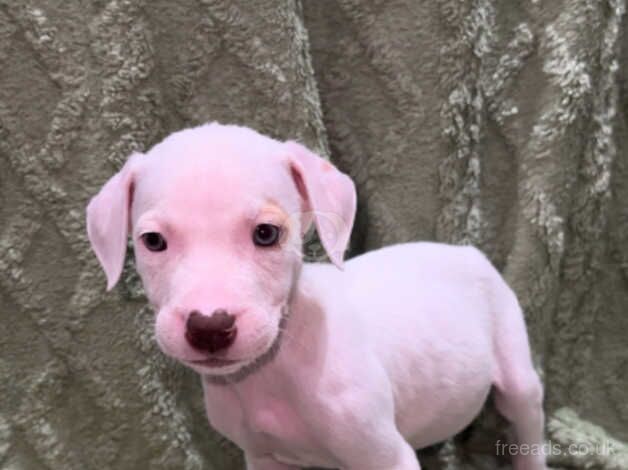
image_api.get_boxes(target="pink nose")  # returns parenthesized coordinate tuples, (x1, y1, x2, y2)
(185, 309, 237, 353)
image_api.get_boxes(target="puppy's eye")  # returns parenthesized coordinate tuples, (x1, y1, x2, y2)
(141, 232, 167, 252)
(253, 224, 281, 247)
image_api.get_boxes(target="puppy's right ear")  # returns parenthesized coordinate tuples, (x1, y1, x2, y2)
(86, 153, 141, 291)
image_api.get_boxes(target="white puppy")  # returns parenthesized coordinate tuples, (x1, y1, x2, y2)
(87, 123, 546, 470)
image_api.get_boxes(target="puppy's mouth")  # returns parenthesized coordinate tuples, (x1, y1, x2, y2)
(187, 357, 240, 368)
(185, 305, 290, 384)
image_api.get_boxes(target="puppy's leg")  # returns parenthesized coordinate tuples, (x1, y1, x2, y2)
(494, 370, 545, 470)
(319, 390, 422, 470)
(245, 454, 298, 470)
(338, 430, 421, 470)
(312, 369, 422, 469)
(491, 279, 547, 470)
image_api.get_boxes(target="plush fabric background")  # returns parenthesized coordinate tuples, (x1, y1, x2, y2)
(0, 1, 626, 469)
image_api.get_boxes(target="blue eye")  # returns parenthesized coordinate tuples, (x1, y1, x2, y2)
(141, 232, 167, 252)
(253, 224, 281, 247)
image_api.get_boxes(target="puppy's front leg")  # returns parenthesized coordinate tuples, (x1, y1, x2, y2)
(245, 453, 299, 470)
(312, 361, 422, 469)
(337, 431, 421, 470)
(317, 393, 421, 469)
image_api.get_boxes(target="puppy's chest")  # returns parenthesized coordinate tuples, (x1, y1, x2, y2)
(207, 390, 330, 467)
(245, 399, 304, 441)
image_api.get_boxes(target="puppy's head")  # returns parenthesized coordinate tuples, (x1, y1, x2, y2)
(86, 123, 356, 377)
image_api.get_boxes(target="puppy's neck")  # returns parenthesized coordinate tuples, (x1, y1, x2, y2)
(279, 273, 329, 368)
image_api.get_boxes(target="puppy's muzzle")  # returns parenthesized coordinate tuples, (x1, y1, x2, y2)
(185, 309, 237, 353)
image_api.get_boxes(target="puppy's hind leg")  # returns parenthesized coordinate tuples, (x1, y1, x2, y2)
(490, 279, 547, 470)
(494, 368, 545, 470)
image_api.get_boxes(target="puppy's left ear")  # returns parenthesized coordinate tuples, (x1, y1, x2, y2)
(285, 141, 357, 269)
(86, 153, 142, 290)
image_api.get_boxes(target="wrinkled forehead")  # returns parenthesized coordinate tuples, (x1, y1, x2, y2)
(131, 134, 299, 223)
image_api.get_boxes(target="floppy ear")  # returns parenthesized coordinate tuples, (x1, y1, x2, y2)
(285, 141, 357, 269)
(86, 153, 141, 290)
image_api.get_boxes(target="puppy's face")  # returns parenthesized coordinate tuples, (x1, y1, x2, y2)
(86, 124, 356, 377)
(132, 140, 303, 374)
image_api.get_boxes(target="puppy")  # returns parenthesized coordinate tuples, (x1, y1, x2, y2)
(86, 123, 546, 470)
